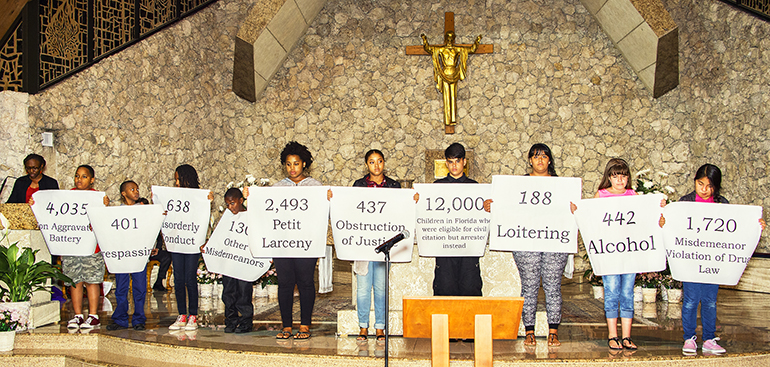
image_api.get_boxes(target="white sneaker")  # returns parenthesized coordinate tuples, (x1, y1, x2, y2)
(169, 315, 187, 330)
(185, 315, 198, 330)
(67, 315, 84, 329)
(80, 314, 100, 329)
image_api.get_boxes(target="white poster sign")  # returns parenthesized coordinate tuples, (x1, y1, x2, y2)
(330, 186, 416, 262)
(488, 176, 581, 253)
(247, 186, 330, 258)
(413, 183, 490, 257)
(663, 202, 762, 285)
(151, 186, 211, 254)
(88, 205, 164, 273)
(203, 211, 271, 282)
(575, 194, 666, 276)
(30, 190, 105, 256)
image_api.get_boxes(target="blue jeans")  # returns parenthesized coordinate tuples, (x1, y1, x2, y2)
(171, 253, 200, 315)
(112, 268, 147, 327)
(603, 273, 635, 319)
(682, 282, 718, 340)
(357, 262, 387, 330)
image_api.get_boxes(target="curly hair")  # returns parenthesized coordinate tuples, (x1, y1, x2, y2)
(280, 141, 314, 169)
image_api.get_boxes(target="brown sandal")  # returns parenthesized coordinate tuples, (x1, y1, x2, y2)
(524, 331, 536, 346)
(276, 327, 292, 339)
(548, 333, 561, 346)
(376, 329, 386, 342)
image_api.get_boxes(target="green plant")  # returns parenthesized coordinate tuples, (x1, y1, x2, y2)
(0, 243, 72, 302)
(0, 214, 72, 302)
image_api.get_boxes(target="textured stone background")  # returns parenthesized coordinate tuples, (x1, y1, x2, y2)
(2, 0, 768, 250)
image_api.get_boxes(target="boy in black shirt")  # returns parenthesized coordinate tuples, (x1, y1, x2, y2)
(433, 143, 483, 296)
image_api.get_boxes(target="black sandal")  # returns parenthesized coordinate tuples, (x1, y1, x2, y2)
(608, 337, 622, 350)
(276, 328, 292, 339)
(356, 330, 368, 341)
(295, 325, 311, 340)
(622, 337, 638, 350)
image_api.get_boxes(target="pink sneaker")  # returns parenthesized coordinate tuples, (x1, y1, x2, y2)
(682, 336, 697, 354)
(702, 337, 726, 353)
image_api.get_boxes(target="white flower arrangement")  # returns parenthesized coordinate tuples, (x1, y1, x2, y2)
(634, 169, 676, 203)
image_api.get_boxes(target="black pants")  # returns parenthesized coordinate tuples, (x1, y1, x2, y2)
(274, 258, 317, 328)
(222, 276, 253, 331)
(171, 253, 199, 315)
(433, 257, 483, 296)
(149, 249, 171, 288)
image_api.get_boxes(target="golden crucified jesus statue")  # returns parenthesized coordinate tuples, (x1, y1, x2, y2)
(421, 31, 482, 132)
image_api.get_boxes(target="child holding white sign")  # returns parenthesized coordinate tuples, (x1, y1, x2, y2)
(483, 143, 569, 347)
(60, 165, 109, 329)
(270, 141, 322, 340)
(352, 149, 400, 342)
(588, 158, 639, 350)
(168, 164, 214, 331)
(675, 164, 766, 354)
(432, 143, 483, 297)
(201, 188, 254, 334)
(106, 180, 154, 331)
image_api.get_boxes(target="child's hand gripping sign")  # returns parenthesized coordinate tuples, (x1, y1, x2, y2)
(488, 176, 581, 254)
(330, 186, 416, 262)
(247, 186, 330, 258)
(152, 186, 211, 254)
(662, 202, 762, 285)
(413, 183, 489, 257)
(575, 194, 667, 276)
(87, 205, 165, 273)
(202, 211, 271, 282)
(30, 190, 106, 256)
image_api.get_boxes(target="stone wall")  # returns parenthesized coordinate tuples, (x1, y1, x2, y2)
(0, 92, 32, 203)
(10, 0, 769, 250)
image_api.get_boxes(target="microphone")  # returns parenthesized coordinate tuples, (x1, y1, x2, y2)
(374, 230, 410, 254)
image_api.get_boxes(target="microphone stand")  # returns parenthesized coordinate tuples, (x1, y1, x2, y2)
(381, 244, 392, 367)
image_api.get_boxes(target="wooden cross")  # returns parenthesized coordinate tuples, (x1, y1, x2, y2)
(406, 12, 494, 134)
